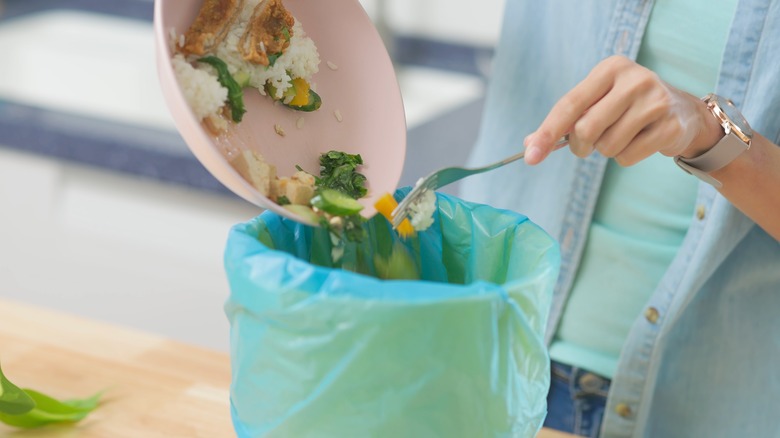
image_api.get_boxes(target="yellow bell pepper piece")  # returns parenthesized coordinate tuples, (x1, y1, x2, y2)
(374, 193, 416, 238)
(289, 78, 310, 106)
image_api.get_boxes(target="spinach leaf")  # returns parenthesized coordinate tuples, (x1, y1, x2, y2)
(267, 52, 282, 67)
(198, 56, 246, 122)
(0, 361, 101, 429)
(317, 151, 368, 199)
(0, 389, 101, 429)
(0, 363, 35, 415)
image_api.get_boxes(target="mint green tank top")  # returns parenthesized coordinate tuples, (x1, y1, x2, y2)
(548, 0, 738, 378)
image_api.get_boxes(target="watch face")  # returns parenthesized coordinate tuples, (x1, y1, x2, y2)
(717, 95, 754, 137)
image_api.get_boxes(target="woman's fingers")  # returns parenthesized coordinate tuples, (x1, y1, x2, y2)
(525, 56, 703, 166)
(594, 96, 663, 158)
(613, 122, 666, 166)
(567, 85, 635, 157)
(524, 57, 626, 164)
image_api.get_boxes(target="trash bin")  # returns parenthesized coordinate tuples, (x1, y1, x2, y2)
(224, 190, 560, 438)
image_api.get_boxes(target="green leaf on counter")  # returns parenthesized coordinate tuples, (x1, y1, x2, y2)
(0, 363, 35, 415)
(0, 388, 102, 429)
(0, 362, 102, 429)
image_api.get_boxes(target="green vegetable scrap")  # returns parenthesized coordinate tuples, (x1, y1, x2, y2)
(311, 189, 364, 216)
(0, 363, 35, 415)
(373, 241, 419, 280)
(267, 52, 282, 67)
(286, 151, 421, 278)
(305, 151, 369, 244)
(286, 89, 322, 112)
(0, 362, 101, 429)
(264, 82, 321, 112)
(198, 56, 247, 122)
(341, 214, 367, 244)
(317, 151, 368, 199)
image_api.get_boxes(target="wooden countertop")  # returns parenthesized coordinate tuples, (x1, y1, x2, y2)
(0, 298, 574, 438)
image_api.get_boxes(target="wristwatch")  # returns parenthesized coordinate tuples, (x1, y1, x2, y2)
(674, 93, 752, 188)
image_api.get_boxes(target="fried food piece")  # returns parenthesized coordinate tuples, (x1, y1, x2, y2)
(272, 171, 316, 205)
(239, 0, 295, 65)
(231, 149, 277, 196)
(181, 0, 244, 56)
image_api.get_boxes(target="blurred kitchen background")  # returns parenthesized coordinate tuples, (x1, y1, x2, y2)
(0, 0, 505, 351)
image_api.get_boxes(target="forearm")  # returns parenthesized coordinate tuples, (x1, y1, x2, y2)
(709, 133, 780, 241)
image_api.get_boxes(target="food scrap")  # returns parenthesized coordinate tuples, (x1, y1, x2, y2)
(172, 0, 322, 133)
(406, 183, 436, 232)
(375, 176, 437, 238)
(374, 193, 415, 238)
(232, 149, 368, 242)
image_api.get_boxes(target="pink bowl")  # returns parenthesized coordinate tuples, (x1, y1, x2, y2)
(154, 0, 407, 219)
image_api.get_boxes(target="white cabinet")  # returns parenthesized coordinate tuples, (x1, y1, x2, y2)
(0, 147, 259, 351)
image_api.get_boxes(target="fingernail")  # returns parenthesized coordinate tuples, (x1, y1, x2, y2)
(525, 145, 543, 164)
(523, 133, 535, 146)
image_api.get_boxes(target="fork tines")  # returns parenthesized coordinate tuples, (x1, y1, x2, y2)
(391, 175, 438, 228)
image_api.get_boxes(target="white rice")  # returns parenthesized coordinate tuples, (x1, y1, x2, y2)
(171, 54, 227, 120)
(408, 182, 436, 231)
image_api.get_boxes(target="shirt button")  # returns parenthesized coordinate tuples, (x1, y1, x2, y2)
(615, 402, 633, 418)
(696, 205, 706, 221)
(578, 372, 605, 393)
(645, 307, 660, 324)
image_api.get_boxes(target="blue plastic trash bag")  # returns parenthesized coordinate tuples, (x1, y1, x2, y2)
(224, 190, 560, 438)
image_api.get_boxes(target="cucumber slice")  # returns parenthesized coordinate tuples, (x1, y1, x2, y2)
(264, 84, 321, 112)
(282, 204, 321, 225)
(311, 189, 364, 216)
(284, 90, 322, 112)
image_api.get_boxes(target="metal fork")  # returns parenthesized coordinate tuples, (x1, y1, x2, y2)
(391, 134, 569, 228)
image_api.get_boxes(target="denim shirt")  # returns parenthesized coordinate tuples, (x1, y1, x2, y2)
(460, 1, 780, 436)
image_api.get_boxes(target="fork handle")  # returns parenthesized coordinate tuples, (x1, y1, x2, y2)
(471, 134, 569, 174)
(482, 151, 525, 172)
